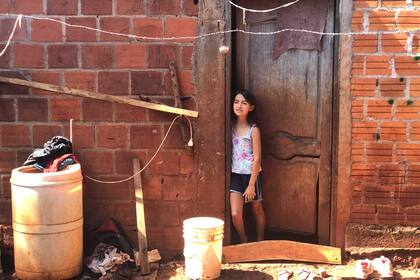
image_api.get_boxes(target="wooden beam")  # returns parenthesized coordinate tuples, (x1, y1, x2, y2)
(133, 159, 149, 275)
(0, 77, 199, 118)
(222, 240, 341, 264)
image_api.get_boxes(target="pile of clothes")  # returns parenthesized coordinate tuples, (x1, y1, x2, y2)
(24, 136, 78, 172)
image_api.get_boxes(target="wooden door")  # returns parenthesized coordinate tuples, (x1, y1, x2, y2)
(235, 0, 334, 243)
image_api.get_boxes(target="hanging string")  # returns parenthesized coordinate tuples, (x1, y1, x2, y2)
(86, 115, 190, 184)
(0, 14, 21, 57)
(228, 0, 301, 13)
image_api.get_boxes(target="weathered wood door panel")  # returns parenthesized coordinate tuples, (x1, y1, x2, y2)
(235, 0, 334, 242)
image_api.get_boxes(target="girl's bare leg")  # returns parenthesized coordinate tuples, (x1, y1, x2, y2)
(251, 201, 265, 241)
(230, 192, 248, 243)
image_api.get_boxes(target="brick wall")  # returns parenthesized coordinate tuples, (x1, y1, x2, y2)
(351, 0, 420, 226)
(0, 0, 199, 254)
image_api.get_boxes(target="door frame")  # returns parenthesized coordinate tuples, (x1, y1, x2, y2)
(196, 0, 352, 247)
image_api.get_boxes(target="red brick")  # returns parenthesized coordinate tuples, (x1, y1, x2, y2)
(379, 78, 406, 98)
(32, 18, 63, 42)
(81, 45, 113, 68)
(354, 1, 377, 8)
(0, 151, 15, 173)
(353, 34, 378, 54)
(32, 125, 62, 147)
(17, 98, 48, 121)
(0, 2, 10, 13)
(150, 0, 180, 15)
(148, 110, 174, 122)
(48, 44, 78, 68)
(50, 98, 81, 121)
(351, 78, 376, 97)
(84, 176, 134, 200)
(0, 71, 29, 95)
(97, 124, 128, 148)
(180, 152, 193, 175)
(0, 17, 29, 42)
(2, 175, 12, 199)
(369, 11, 396, 31)
(148, 45, 178, 68)
(116, 0, 146, 15)
(380, 121, 406, 141)
(13, 44, 45, 68)
(0, 200, 12, 223)
(66, 17, 97, 42)
(398, 11, 420, 31)
(131, 125, 161, 149)
(0, 99, 15, 121)
(413, 35, 420, 54)
(98, 71, 129, 95)
(31, 71, 61, 95)
(114, 150, 148, 174)
(47, 0, 78, 15)
(381, 34, 407, 53)
(114, 103, 147, 122)
(12, 0, 44, 14)
(148, 151, 179, 175)
(395, 56, 420, 76)
(182, 46, 193, 69)
(84, 200, 135, 227)
(133, 18, 164, 37)
(165, 17, 197, 42)
(179, 70, 194, 95)
(17, 149, 33, 165)
(115, 44, 147, 69)
(142, 175, 163, 200)
(144, 200, 179, 226)
(81, 0, 112, 15)
(64, 71, 96, 91)
(131, 71, 163, 94)
(63, 125, 94, 148)
(366, 56, 391, 75)
(162, 176, 193, 201)
(78, 150, 114, 174)
(99, 17, 130, 42)
(163, 123, 185, 149)
(352, 11, 364, 32)
(82, 99, 113, 122)
(183, 0, 199, 16)
(382, 0, 406, 7)
(0, 44, 11, 68)
(163, 226, 183, 251)
(1, 124, 30, 147)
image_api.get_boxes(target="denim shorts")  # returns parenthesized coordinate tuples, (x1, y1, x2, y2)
(229, 172, 263, 201)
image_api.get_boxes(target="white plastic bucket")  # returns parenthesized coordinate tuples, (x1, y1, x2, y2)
(10, 164, 83, 280)
(183, 217, 224, 279)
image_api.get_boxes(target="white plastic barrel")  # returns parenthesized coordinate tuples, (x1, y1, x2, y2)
(183, 217, 224, 279)
(10, 164, 83, 280)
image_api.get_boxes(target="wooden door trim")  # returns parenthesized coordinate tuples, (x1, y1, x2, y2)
(330, 0, 353, 248)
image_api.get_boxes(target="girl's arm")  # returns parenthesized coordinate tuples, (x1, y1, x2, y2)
(243, 126, 262, 202)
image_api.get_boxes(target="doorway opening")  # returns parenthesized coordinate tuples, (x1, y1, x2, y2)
(229, 0, 336, 245)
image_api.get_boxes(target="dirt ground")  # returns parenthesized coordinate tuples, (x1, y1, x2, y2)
(156, 260, 420, 280)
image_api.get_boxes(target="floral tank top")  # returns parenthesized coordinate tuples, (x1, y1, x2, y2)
(231, 124, 256, 174)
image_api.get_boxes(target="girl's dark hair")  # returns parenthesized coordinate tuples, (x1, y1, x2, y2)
(232, 89, 257, 125)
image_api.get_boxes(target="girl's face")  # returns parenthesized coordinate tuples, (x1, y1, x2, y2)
(233, 94, 254, 118)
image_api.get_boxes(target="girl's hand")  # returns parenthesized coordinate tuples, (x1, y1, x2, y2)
(243, 185, 256, 202)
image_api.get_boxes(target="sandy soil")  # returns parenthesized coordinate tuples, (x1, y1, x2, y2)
(156, 260, 420, 280)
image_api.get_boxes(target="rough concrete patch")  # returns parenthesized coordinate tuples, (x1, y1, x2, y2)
(345, 223, 420, 249)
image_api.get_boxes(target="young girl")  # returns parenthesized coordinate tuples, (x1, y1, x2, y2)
(230, 90, 265, 243)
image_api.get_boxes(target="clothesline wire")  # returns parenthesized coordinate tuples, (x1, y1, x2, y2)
(86, 115, 189, 184)
(1, 13, 420, 48)
(228, 0, 301, 13)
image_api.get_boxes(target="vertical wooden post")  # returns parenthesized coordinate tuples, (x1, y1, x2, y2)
(133, 158, 149, 275)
